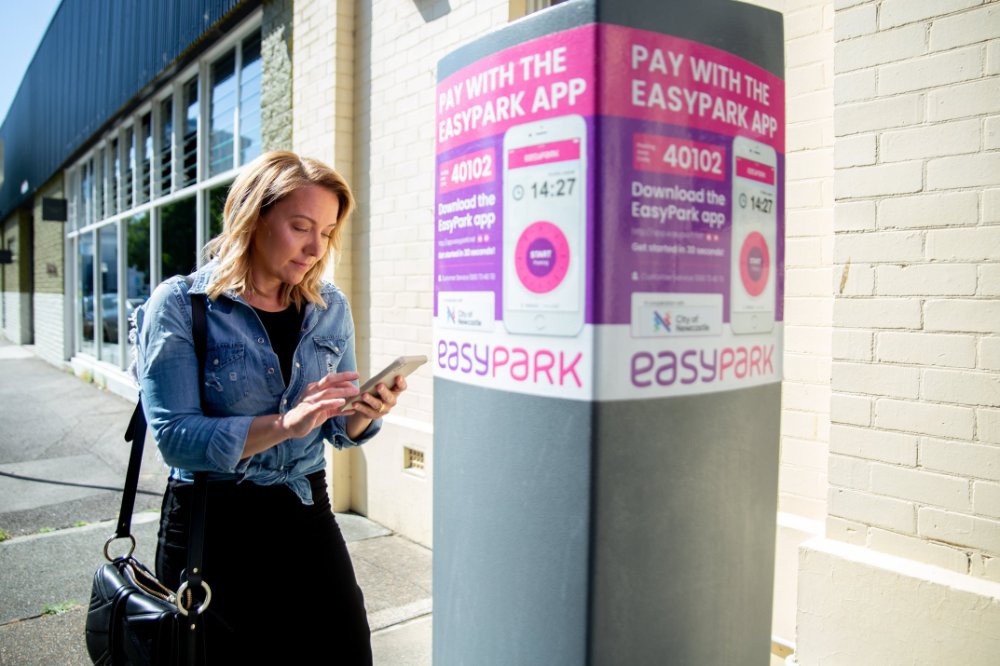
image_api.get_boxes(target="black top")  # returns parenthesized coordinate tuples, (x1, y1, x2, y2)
(253, 305, 306, 386)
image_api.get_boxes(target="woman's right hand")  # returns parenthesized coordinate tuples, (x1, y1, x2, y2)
(280, 370, 361, 439)
(244, 371, 360, 459)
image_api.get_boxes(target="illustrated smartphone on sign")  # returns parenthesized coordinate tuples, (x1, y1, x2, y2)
(729, 136, 777, 335)
(502, 115, 586, 337)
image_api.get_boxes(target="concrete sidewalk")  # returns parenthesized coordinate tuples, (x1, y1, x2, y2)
(0, 342, 431, 665)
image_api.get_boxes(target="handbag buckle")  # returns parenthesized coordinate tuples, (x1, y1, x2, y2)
(103, 534, 136, 562)
(175, 580, 212, 616)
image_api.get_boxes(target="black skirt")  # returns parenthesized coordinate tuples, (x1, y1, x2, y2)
(155, 470, 372, 665)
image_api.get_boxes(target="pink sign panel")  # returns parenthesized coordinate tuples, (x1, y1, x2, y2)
(600, 24, 785, 152)
(508, 139, 581, 169)
(436, 25, 597, 152)
(735, 157, 775, 184)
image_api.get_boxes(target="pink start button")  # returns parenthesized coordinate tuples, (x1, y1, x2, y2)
(515, 221, 570, 293)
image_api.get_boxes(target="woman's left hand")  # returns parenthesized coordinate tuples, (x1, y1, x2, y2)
(343, 376, 408, 421)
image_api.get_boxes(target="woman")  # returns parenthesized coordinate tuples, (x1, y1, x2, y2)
(134, 151, 402, 664)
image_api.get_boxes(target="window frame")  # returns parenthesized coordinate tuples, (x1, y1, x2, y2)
(65, 10, 262, 369)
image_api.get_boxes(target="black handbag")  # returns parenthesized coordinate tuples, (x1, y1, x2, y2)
(86, 292, 211, 665)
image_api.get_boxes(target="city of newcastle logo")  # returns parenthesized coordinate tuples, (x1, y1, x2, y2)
(653, 311, 671, 333)
(446, 307, 457, 324)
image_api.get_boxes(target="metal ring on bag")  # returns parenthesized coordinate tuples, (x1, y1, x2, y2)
(175, 580, 212, 616)
(103, 534, 137, 561)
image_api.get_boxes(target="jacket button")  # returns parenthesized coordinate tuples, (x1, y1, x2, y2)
(267, 367, 275, 374)
(295, 362, 301, 368)
(334, 347, 341, 354)
(257, 337, 265, 344)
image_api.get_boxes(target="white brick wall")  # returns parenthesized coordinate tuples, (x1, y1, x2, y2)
(776, 0, 837, 524)
(357, 0, 507, 430)
(33, 292, 66, 367)
(831, 0, 1000, 580)
(1, 291, 30, 344)
(292, 0, 357, 300)
(344, 0, 508, 544)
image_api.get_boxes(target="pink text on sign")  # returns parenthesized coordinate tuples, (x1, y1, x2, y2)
(735, 157, 774, 184)
(600, 25, 785, 153)
(633, 134, 726, 181)
(439, 148, 496, 195)
(508, 139, 581, 169)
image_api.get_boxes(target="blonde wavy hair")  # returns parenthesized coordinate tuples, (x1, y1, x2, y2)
(203, 151, 354, 308)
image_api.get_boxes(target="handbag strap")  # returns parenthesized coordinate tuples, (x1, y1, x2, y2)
(116, 287, 210, 584)
(184, 293, 209, 602)
(183, 293, 210, 664)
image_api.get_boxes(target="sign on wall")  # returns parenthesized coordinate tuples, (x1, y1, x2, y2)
(434, 23, 785, 401)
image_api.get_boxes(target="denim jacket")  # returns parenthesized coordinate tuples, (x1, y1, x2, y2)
(133, 262, 380, 504)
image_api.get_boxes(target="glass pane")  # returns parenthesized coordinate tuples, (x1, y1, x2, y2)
(80, 162, 93, 227)
(94, 150, 104, 221)
(98, 224, 120, 365)
(69, 173, 78, 231)
(110, 139, 119, 215)
(79, 233, 95, 355)
(126, 212, 151, 346)
(161, 197, 197, 280)
(140, 113, 152, 203)
(208, 183, 229, 241)
(160, 97, 173, 194)
(240, 33, 262, 166)
(183, 77, 198, 187)
(210, 49, 237, 176)
(123, 127, 135, 210)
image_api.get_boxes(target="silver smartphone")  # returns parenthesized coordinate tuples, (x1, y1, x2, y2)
(340, 355, 427, 409)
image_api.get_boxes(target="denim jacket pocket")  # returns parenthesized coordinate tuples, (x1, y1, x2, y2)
(203, 343, 249, 408)
(314, 337, 347, 375)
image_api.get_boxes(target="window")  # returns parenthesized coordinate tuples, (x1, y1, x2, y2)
(159, 97, 173, 194)
(98, 223, 120, 364)
(78, 233, 95, 355)
(208, 183, 229, 240)
(140, 113, 152, 203)
(126, 212, 151, 341)
(240, 33, 262, 165)
(211, 30, 262, 175)
(123, 127, 135, 210)
(67, 17, 261, 368)
(80, 160, 93, 228)
(210, 49, 238, 176)
(109, 138, 119, 215)
(94, 149, 104, 222)
(183, 77, 199, 187)
(161, 196, 197, 280)
(510, 0, 567, 20)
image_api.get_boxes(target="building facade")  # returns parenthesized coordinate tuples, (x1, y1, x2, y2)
(0, 0, 997, 662)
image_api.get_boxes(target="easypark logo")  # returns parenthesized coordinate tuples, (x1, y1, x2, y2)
(631, 344, 775, 387)
(437, 339, 583, 388)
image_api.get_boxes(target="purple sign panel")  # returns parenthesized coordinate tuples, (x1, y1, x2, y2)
(434, 22, 785, 400)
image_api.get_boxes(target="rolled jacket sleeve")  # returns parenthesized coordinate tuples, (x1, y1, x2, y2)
(326, 414, 382, 449)
(136, 279, 252, 474)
